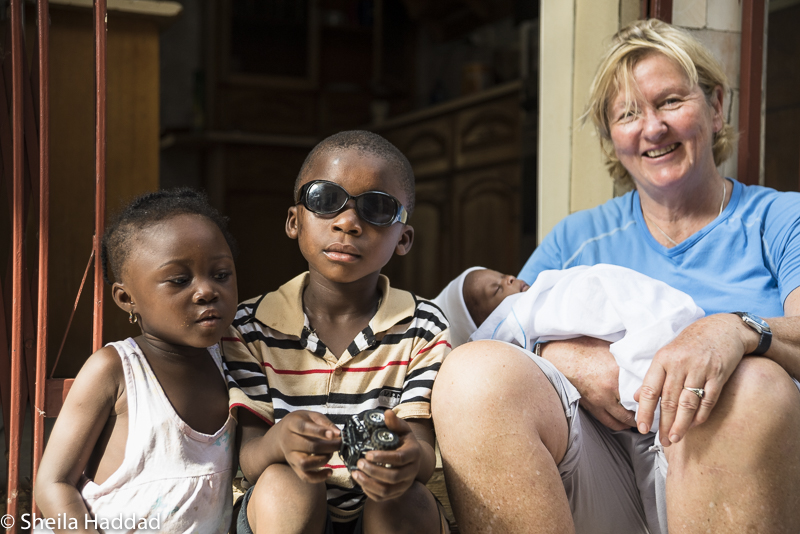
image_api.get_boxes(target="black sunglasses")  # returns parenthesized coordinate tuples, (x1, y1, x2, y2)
(296, 180, 408, 227)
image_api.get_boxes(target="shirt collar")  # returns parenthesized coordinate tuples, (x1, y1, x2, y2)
(255, 272, 416, 339)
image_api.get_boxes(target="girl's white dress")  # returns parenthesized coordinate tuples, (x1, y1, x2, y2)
(70, 338, 234, 533)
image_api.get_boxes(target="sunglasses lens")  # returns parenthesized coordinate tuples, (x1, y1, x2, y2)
(357, 193, 397, 226)
(305, 182, 348, 214)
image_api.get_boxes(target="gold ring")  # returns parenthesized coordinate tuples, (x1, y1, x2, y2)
(684, 387, 705, 399)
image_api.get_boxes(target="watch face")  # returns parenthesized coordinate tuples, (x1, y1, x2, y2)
(741, 313, 770, 333)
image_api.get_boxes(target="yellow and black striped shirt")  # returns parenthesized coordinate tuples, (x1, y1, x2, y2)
(222, 272, 450, 518)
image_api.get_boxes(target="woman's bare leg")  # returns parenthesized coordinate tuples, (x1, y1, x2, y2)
(665, 357, 800, 533)
(432, 341, 574, 534)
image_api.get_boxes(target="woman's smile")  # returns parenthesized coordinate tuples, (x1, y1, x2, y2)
(608, 52, 723, 193)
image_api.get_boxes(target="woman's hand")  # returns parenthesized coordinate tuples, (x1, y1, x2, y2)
(635, 314, 748, 446)
(541, 338, 636, 430)
(351, 411, 433, 502)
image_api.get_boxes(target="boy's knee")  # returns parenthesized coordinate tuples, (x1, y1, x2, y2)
(363, 482, 440, 533)
(249, 464, 327, 513)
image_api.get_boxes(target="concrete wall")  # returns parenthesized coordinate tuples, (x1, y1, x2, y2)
(537, 0, 744, 242)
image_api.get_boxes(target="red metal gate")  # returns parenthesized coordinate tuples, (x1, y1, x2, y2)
(1, 0, 106, 530)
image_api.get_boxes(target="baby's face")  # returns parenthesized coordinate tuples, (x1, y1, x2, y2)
(463, 269, 529, 326)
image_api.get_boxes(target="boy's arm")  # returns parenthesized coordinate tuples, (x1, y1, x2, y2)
(34, 346, 124, 534)
(237, 409, 341, 485)
(407, 418, 436, 483)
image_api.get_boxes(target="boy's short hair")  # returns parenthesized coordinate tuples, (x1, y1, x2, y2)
(295, 130, 415, 215)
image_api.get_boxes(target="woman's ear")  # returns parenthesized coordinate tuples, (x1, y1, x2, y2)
(711, 85, 724, 133)
(394, 225, 414, 256)
(285, 206, 299, 240)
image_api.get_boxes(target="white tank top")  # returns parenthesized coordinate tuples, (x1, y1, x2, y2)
(78, 338, 234, 533)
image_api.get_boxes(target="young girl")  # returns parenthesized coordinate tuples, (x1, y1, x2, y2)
(35, 189, 238, 533)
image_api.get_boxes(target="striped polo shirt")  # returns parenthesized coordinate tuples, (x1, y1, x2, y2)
(222, 272, 450, 519)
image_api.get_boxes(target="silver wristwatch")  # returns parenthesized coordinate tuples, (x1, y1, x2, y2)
(732, 312, 772, 355)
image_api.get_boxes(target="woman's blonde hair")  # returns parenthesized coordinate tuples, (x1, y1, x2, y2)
(584, 19, 736, 190)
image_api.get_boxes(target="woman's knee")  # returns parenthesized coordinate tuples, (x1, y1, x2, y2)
(432, 341, 569, 461)
(682, 357, 800, 451)
(434, 341, 547, 406)
(721, 357, 800, 425)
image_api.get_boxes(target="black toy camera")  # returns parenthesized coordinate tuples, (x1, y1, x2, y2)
(340, 409, 400, 471)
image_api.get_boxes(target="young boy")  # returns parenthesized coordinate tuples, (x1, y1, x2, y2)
(223, 131, 451, 534)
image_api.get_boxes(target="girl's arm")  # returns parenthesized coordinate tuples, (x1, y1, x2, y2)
(34, 346, 125, 534)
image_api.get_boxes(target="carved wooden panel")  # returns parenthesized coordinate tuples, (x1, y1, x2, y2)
(452, 164, 521, 275)
(455, 96, 520, 169)
(382, 178, 449, 297)
(382, 117, 453, 178)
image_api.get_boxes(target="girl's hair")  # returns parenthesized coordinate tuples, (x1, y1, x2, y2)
(101, 188, 237, 284)
(583, 19, 737, 190)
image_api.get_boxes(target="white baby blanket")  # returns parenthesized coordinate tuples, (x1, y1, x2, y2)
(471, 264, 705, 429)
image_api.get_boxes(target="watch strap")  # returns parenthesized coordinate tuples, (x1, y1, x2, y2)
(732, 312, 772, 356)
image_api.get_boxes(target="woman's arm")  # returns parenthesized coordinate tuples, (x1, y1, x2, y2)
(34, 346, 125, 534)
(539, 338, 636, 430)
(759, 287, 800, 380)
(636, 286, 800, 446)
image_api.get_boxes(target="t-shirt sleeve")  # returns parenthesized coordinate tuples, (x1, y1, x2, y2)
(394, 300, 451, 420)
(222, 323, 275, 425)
(518, 220, 568, 284)
(763, 191, 800, 309)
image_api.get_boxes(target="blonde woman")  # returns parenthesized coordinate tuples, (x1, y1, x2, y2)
(433, 20, 800, 534)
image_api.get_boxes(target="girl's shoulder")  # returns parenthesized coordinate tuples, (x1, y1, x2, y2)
(74, 342, 128, 415)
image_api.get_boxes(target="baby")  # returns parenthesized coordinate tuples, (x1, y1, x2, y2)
(431, 267, 529, 347)
(434, 264, 705, 428)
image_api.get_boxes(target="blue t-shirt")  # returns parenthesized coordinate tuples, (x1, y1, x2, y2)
(519, 179, 800, 317)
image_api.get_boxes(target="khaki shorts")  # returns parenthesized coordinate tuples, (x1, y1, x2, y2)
(514, 342, 800, 534)
(502, 342, 663, 534)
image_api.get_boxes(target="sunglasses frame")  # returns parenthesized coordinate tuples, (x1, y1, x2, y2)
(296, 180, 409, 227)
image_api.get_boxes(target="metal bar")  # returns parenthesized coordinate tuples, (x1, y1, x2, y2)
(640, 0, 649, 19)
(738, 0, 766, 186)
(33, 0, 51, 515)
(8, 0, 26, 526)
(93, 0, 107, 351)
(0, 59, 14, 452)
(51, 250, 95, 379)
(649, 0, 673, 22)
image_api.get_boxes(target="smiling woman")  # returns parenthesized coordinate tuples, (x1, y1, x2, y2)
(434, 19, 800, 534)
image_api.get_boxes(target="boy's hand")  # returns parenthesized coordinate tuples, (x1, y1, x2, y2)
(351, 410, 423, 502)
(276, 411, 342, 483)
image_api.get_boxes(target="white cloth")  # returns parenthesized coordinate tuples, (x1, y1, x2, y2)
(76, 338, 234, 533)
(472, 265, 705, 429)
(431, 266, 485, 348)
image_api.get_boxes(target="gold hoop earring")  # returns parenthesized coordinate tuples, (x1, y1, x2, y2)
(129, 311, 137, 324)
